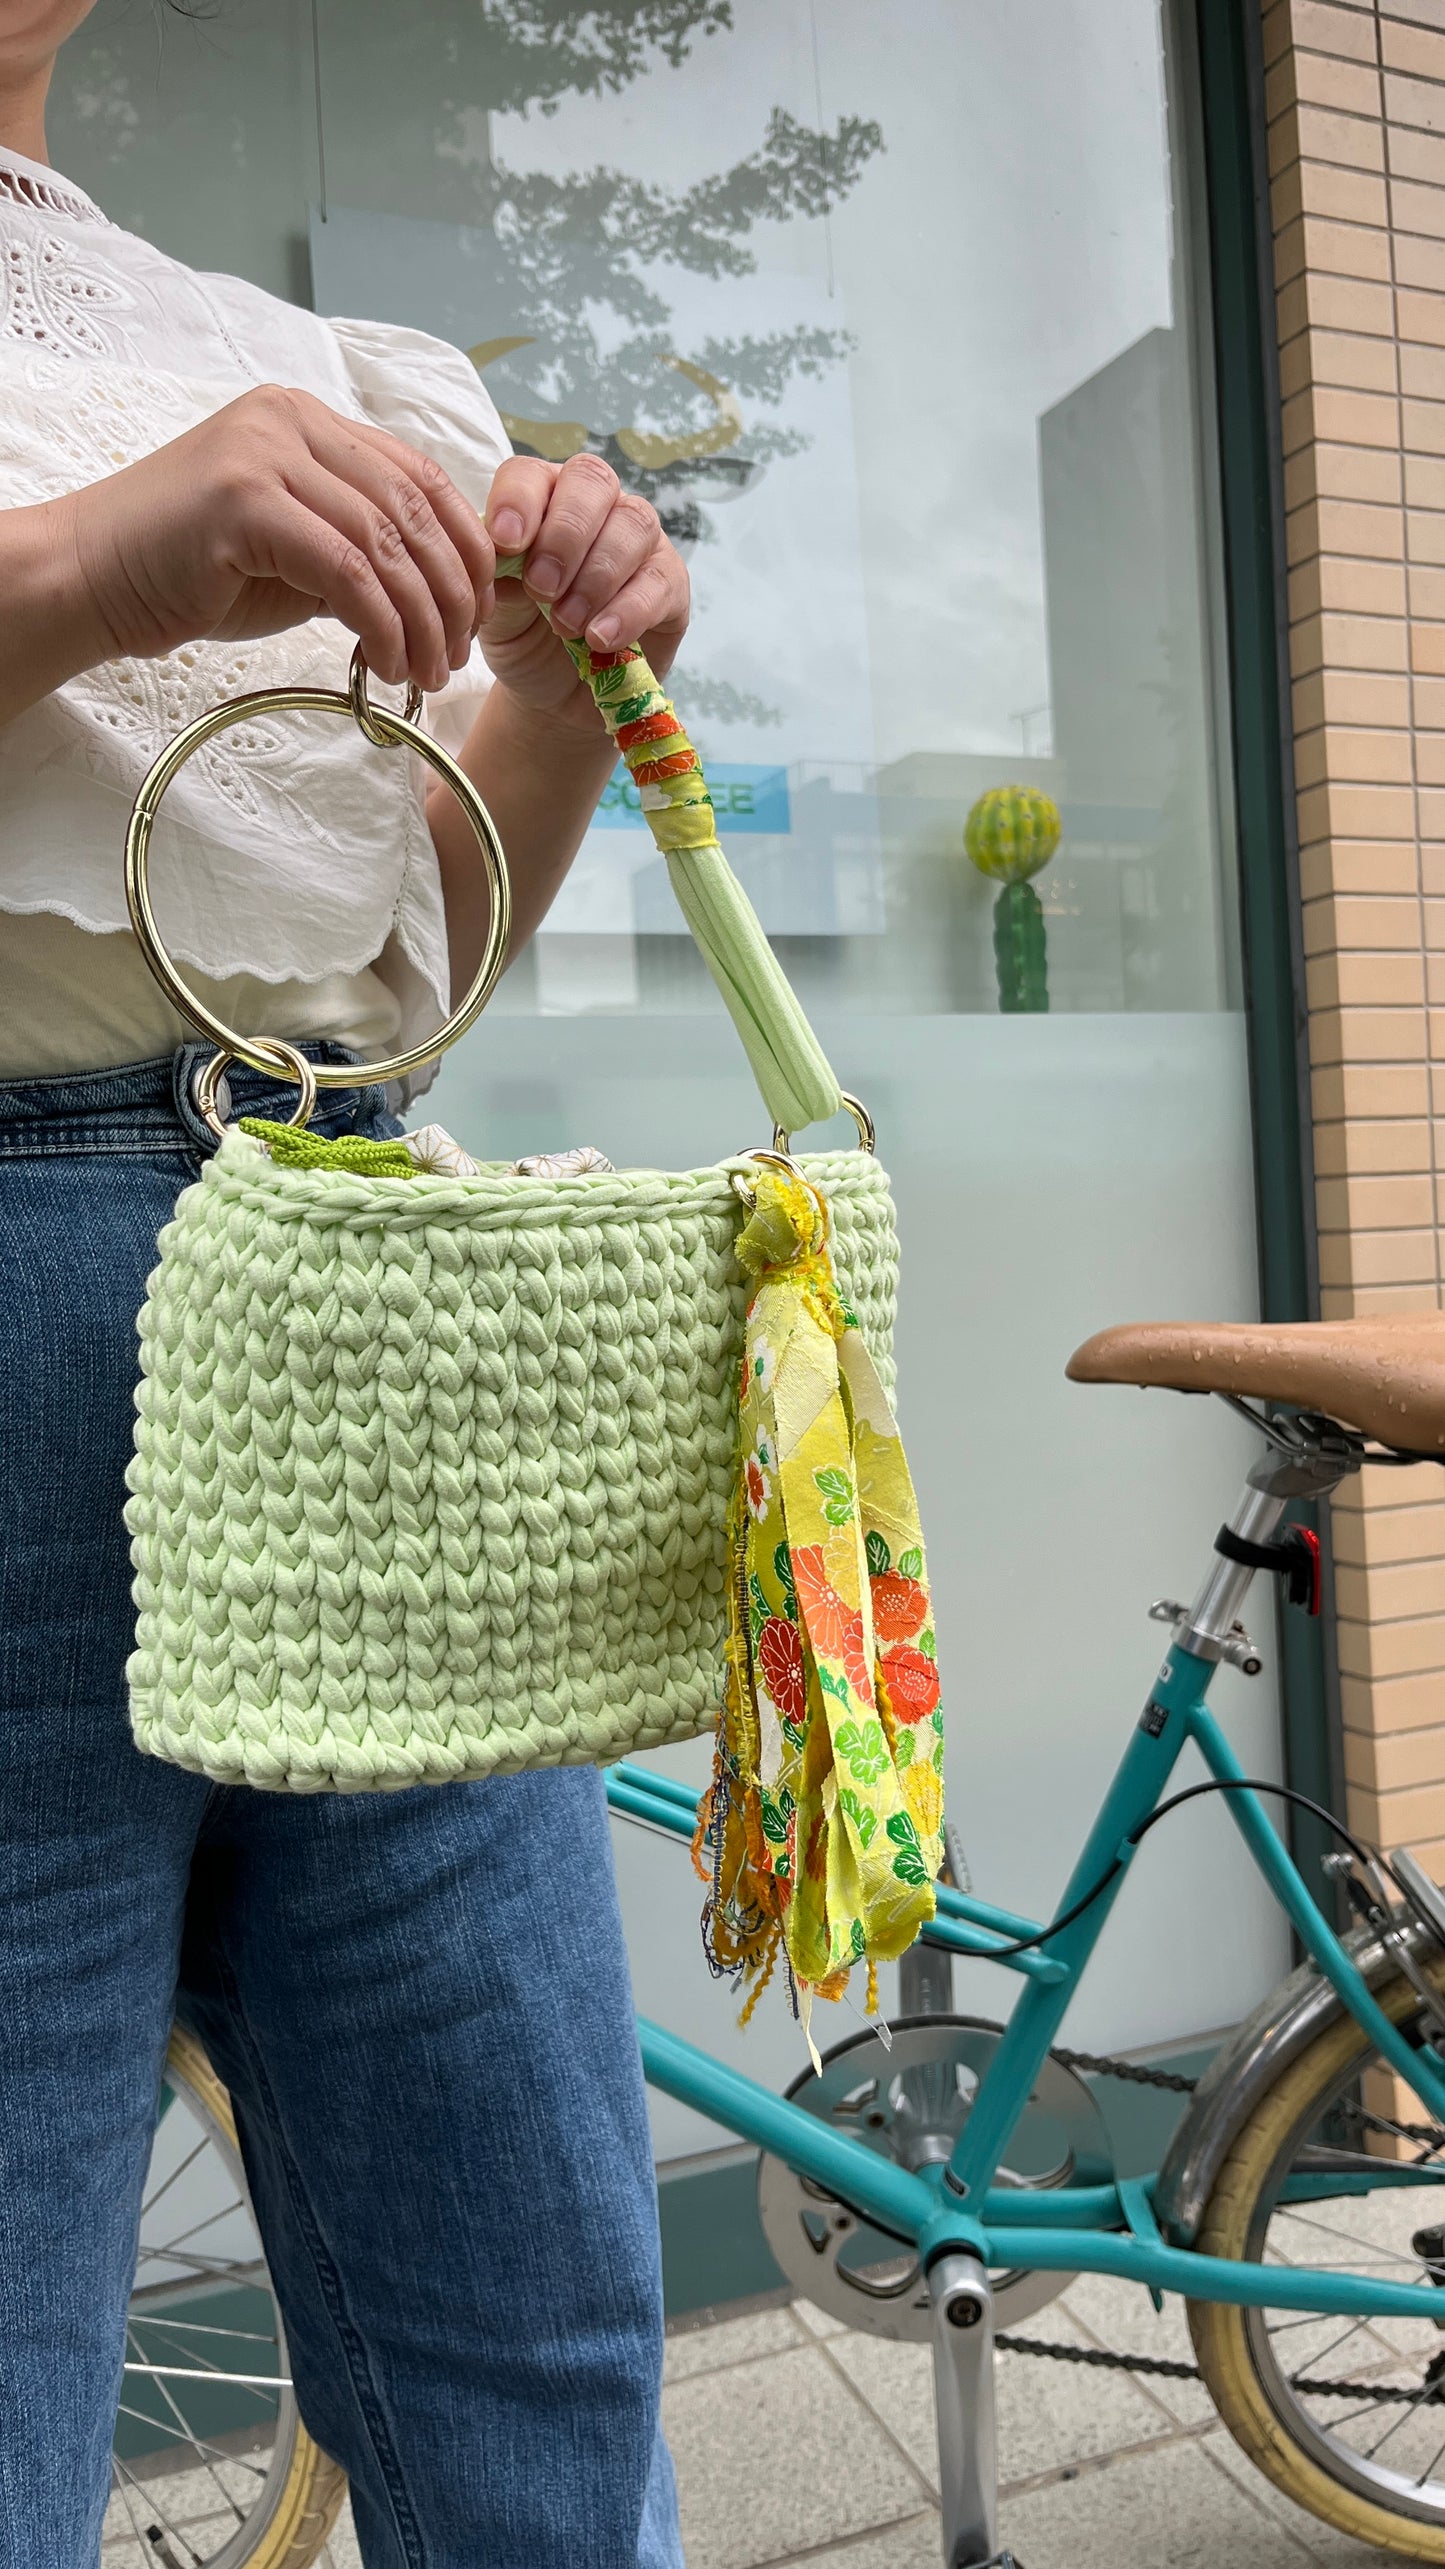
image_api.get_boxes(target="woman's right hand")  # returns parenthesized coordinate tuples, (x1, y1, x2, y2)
(48, 384, 496, 700)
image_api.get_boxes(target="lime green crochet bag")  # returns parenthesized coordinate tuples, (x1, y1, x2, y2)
(121, 586, 923, 1891)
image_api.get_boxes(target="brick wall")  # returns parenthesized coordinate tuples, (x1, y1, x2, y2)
(1266, 0, 1445, 1877)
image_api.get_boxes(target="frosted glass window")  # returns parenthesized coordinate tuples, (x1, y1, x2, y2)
(55, 0, 1286, 2156)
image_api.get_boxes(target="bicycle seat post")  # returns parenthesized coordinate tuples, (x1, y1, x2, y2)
(1173, 1422, 1358, 1667)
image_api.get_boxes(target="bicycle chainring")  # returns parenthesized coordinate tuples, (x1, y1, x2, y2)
(756, 2014, 1114, 2342)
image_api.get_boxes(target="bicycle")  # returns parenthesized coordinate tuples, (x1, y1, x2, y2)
(108, 1304, 1445, 2568)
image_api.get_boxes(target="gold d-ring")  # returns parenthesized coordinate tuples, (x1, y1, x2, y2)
(124, 647, 511, 1112)
(348, 644, 423, 746)
(195, 1038, 318, 1143)
(770, 1092, 876, 1157)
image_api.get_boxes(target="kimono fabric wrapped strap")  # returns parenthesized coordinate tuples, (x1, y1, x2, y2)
(692, 1163, 944, 2050)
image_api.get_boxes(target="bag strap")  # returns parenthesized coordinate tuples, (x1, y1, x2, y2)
(495, 551, 845, 1138)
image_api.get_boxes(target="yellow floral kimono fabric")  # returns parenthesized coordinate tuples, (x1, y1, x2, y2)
(696, 1167, 944, 2038)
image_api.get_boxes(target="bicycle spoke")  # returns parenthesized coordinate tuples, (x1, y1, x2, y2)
(113, 2400, 269, 2480)
(125, 2322, 248, 2529)
(1416, 2424, 1445, 2489)
(1278, 2315, 1372, 2376)
(1360, 2368, 1445, 2460)
(1267, 2204, 1430, 2267)
(128, 2314, 279, 2347)
(122, 2364, 287, 2392)
(141, 2132, 211, 2223)
(134, 2245, 258, 2283)
(153, 2198, 248, 2257)
(110, 2449, 203, 2565)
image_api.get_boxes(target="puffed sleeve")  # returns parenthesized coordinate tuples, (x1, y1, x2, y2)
(327, 313, 512, 757)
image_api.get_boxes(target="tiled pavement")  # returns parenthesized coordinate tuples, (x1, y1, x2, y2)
(107, 2237, 1427, 2568)
(304, 2280, 1406, 2569)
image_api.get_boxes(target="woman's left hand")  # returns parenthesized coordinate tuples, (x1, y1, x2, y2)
(476, 454, 690, 733)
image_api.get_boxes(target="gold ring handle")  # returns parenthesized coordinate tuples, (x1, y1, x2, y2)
(124, 645, 511, 1101)
(771, 1091, 876, 1157)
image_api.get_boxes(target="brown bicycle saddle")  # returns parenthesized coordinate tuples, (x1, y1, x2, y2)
(1067, 1314, 1445, 1452)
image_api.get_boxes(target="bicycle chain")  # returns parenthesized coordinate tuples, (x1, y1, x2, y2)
(1016, 2041, 1445, 2407)
(993, 2330, 1440, 2407)
(1055, 2041, 1445, 2150)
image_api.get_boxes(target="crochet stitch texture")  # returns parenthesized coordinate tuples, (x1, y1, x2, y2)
(126, 1130, 899, 1791)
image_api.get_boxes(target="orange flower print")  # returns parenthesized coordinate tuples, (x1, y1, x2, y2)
(881, 1644, 941, 1724)
(791, 1546, 851, 1657)
(804, 1809, 828, 1883)
(758, 1616, 806, 1723)
(840, 1610, 874, 1707)
(744, 1436, 774, 1523)
(871, 1571, 928, 1644)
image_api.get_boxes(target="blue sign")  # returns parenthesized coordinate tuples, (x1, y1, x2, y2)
(592, 762, 790, 834)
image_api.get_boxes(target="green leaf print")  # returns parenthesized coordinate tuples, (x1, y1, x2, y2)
(888, 1809, 931, 1888)
(931, 1707, 944, 1736)
(899, 1546, 923, 1579)
(837, 1719, 887, 1786)
(894, 1728, 915, 1771)
(773, 1541, 799, 1621)
(760, 1787, 795, 1845)
(865, 1530, 891, 1578)
(838, 1787, 878, 1849)
(919, 1628, 936, 1658)
(813, 1465, 856, 1526)
(849, 1916, 867, 1962)
(819, 1666, 851, 1705)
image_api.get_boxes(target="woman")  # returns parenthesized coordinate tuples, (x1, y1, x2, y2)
(0, 4, 690, 2561)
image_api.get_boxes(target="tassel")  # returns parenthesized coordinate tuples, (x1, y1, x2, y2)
(695, 1166, 945, 2030)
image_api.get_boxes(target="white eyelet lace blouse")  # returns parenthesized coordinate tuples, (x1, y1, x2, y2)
(0, 142, 509, 1081)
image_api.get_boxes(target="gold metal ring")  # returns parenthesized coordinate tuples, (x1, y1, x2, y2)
(770, 1091, 876, 1157)
(124, 652, 511, 1104)
(195, 1038, 318, 1144)
(347, 643, 423, 746)
(729, 1143, 803, 1209)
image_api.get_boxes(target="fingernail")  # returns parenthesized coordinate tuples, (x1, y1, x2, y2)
(493, 509, 524, 549)
(551, 589, 585, 634)
(589, 613, 621, 646)
(528, 555, 563, 598)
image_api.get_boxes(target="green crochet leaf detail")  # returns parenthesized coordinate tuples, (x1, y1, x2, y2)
(239, 1120, 419, 1178)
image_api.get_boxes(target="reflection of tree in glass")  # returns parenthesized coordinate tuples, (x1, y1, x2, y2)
(446, 3, 883, 560)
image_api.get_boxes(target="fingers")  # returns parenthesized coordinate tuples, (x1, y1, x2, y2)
(579, 545, 690, 654)
(278, 462, 461, 689)
(253, 492, 408, 683)
(509, 453, 626, 611)
(300, 414, 494, 679)
(484, 455, 562, 564)
(483, 449, 685, 653)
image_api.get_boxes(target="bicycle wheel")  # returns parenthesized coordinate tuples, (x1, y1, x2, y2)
(106, 2024, 346, 2569)
(1190, 1965, 1445, 2558)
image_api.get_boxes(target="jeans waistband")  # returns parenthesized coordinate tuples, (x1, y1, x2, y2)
(0, 1043, 395, 1158)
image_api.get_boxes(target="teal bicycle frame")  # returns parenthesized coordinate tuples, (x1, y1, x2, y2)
(605, 1453, 1445, 2335)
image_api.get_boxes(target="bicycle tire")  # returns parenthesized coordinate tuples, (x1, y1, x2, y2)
(117, 2026, 349, 2569)
(1189, 1965, 1445, 2557)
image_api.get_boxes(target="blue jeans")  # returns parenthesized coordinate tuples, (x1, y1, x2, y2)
(0, 1047, 682, 2569)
